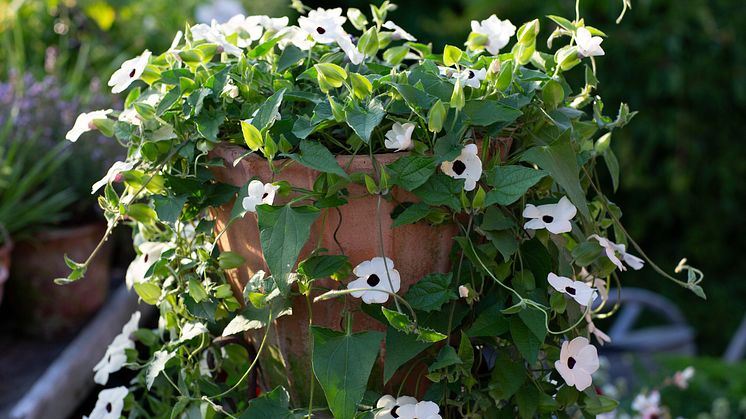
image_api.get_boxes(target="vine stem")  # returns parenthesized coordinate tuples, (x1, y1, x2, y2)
(305, 293, 316, 418)
(376, 194, 402, 313)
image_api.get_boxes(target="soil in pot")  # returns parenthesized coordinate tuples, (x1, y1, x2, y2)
(5, 223, 112, 339)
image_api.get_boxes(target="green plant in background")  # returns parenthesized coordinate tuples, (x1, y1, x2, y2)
(60, 0, 705, 417)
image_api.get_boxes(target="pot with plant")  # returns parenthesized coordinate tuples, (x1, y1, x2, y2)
(0, 74, 120, 337)
(61, 1, 706, 418)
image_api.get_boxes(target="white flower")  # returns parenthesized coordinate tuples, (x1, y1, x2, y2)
(65, 109, 112, 142)
(221, 15, 264, 48)
(335, 34, 365, 64)
(589, 235, 644, 271)
(396, 401, 442, 419)
(191, 21, 243, 57)
(259, 15, 289, 33)
(384, 122, 415, 151)
(522, 196, 577, 234)
(348, 257, 401, 304)
(438, 66, 458, 78)
(107, 50, 151, 94)
(576, 27, 605, 58)
(456, 67, 487, 89)
(222, 81, 239, 98)
(375, 394, 418, 419)
(277, 26, 315, 50)
(125, 241, 169, 289)
(440, 143, 482, 191)
(91, 161, 135, 194)
(84, 386, 128, 419)
(547, 272, 597, 306)
(555, 336, 599, 391)
(632, 390, 662, 419)
(242, 180, 279, 213)
(672, 366, 695, 389)
(469, 15, 516, 55)
(117, 108, 141, 126)
(458, 285, 469, 298)
(298, 8, 346, 44)
(93, 312, 140, 385)
(382, 21, 416, 41)
(585, 312, 612, 345)
(180, 321, 208, 342)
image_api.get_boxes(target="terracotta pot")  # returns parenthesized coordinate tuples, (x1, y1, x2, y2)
(7, 223, 112, 339)
(0, 239, 13, 306)
(210, 138, 512, 402)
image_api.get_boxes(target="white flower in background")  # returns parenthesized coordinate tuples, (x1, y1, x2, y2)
(384, 122, 415, 151)
(222, 15, 263, 48)
(298, 7, 346, 44)
(375, 394, 418, 419)
(469, 15, 516, 55)
(168, 30, 183, 51)
(65, 109, 112, 142)
(382, 21, 416, 41)
(179, 321, 208, 342)
(547, 272, 597, 306)
(125, 241, 169, 289)
(191, 21, 243, 57)
(335, 34, 365, 64)
(577, 268, 608, 302)
(632, 390, 662, 419)
(575, 27, 605, 58)
(93, 311, 140, 385)
(221, 81, 239, 98)
(84, 386, 128, 419)
(259, 16, 290, 33)
(438, 66, 458, 78)
(194, 0, 245, 24)
(117, 108, 141, 126)
(458, 285, 469, 298)
(585, 312, 612, 345)
(108, 50, 151, 94)
(672, 366, 695, 389)
(456, 67, 487, 89)
(396, 401, 442, 419)
(441, 143, 482, 191)
(91, 161, 135, 194)
(348, 257, 401, 304)
(242, 180, 279, 213)
(278, 26, 315, 50)
(522, 196, 577, 234)
(589, 235, 644, 271)
(555, 336, 599, 391)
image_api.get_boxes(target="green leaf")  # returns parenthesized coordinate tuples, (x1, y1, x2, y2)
(152, 195, 187, 224)
(443, 45, 462, 66)
(462, 100, 522, 126)
(188, 278, 208, 303)
(583, 394, 620, 415)
(510, 315, 542, 363)
(467, 304, 509, 337)
(521, 238, 553, 284)
(277, 45, 306, 72)
(521, 136, 591, 220)
(288, 140, 349, 179)
(156, 87, 181, 116)
(386, 156, 437, 191)
(298, 255, 350, 280)
(383, 326, 432, 383)
(390, 83, 437, 111)
(222, 313, 264, 336)
(311, 327, 383, 419)
(427, 99, 447, 133)
(239, 386, 293, 419)
(571, 240, 603, 266)
(252, 88, 286, 132)
(240, 121, 262, 151)
(485, 165, 547, 206)
(345, 100, 385, 143)
(405, 272, 457, 312)
(429, 345, 462, 371)
(413, 173, 463, 210)
(133, 282, 161, 305)
(480, 207, 516, 231)
(247, 36, 282, 58)
(195, 109, 225, 142)
(315, 63, 347, 92)
(490, 350, 526, 401)
(518, 306, 547, 342)
(127, 203, 157, 224)
(349, 73, 373, 100)
(381, 307, 414, 333)
(146, 349, 175, 390)
(256, 205, 321, 295)
(516, 383, 540, 419)
(392, 202, 430, 228)
(218, 251, 246, 269)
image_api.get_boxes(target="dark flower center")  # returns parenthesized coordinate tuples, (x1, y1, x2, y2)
(542, 215, 554, 223)
(568, 356, 577, 369)
(262, 192, 269, 199)
(452, 160, 466, 175)
(468, 70, 475, 79)
(316, 26, 326, 34)
(144, 254, 149, 263)
(367, 274, 380, 287)
(391, 406, 400, 418)
(129, 68, 136, 78)
(565, 286, 576, 295)
(106, 402, 113, 412)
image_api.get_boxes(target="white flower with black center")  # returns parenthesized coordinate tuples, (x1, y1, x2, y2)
(298, 7, 346, 44)
(191, 21, 243, 57)
(93, 311, 140, 385)
(384, 122, 415, 151)
(348, 257, 401, 304)
(66, 109, 112, 142)
(522, 196, 577, 234)
(375, 394, 418, 419)
(277, 26, 315, 50)
(589, 235, 644, 271)
(547, 272, 597, 306)
(457, 68, 487, 89)
(84, 386, 128, 419)
(555, 336, 599, 391)
(441, 144, 482, 191)
(91, 161, 135, 194)
(469, 15, 516, 55)
(108, 50, 151, 94)
(242, 180, 279, 213)
(576, 27, 605, 58)
(382, 21, 416, 41)
(125, 242, 169, 289)
(396, 401, 442, 419)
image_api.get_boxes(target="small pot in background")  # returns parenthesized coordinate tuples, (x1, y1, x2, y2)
(7, 223, 112, 339)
